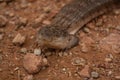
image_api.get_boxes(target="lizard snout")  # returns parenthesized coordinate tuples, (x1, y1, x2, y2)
(37, 27, 79, 49)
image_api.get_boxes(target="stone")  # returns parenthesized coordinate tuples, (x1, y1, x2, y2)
(115, 76, 120, 80)
(0, 34, 3, 40)
(44, 52, 52, 56)
(0, 68, 2, 72)
(42, 20, 51, 25)
(114, 9, 120, 15)
(96, 20, 103, 27)
(78, 65, 90, 78)
(20, 17, 28, 25)
(72, 57, 86, 66)
(5, 11, 15, 17)
(35, 14, 46, 23)
(116, 26, 120, 31)
(14, 67, 19, 71)
(12, 33, 26, 45)
(34, 49, 41, 55)
(23, 53, 48, 74)
(20, 48, 27, 54)
(0, 54, 2, 64)
(105, 57, 112, 62)
(81, 43, 89, 53)
(0, 15, 7, 27)
(91, 71, 99, 79)
(20, 0, 28, 9)
(107, 71, 113, 76)
(43, 7, 51, 13)
(23, 75, 33, 80)
(15, 17, 28, 29)
(83, 27, 90, 33)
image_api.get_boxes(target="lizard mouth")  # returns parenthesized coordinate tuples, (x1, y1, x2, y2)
(37, 26, 79, 50)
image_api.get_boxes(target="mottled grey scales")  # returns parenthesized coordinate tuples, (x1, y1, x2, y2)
(37, 0, 120, 50)
(52, 0, 117, 30)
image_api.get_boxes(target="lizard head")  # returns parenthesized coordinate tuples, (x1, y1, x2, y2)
(37, 26, 79, 50)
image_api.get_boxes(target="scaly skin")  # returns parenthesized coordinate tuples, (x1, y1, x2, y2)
(37, 0, 120, 49)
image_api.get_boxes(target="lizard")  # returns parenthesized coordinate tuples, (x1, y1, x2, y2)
(37, 0, 120, 50)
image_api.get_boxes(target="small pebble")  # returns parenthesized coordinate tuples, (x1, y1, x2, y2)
(105, 54, 113, 62)
(62, 67, 67, 72)
(23, 75, 33, 80)
(116, 26, 120, 31)
(20, 0, 28, 9)
(91, 71, 99, 79)
(42, 20, 51, 25)
(83, 27, 90, 33)
(107, 71, 113, 76)
(20, 48, 27, 54)
(0, 34, 3, 40)
(81, 43, 88, 53)
(42, 58, 48, 66)
(105, 57, 112, 62)
(115, 76, 120, 80)
(0, 29, 4, 33)
(0, 68, 2, 72)
(78, 65, 90, 78)
(0, 54, 3, 64)
(20, 17, 28, 25)
(34, 49, 41, 55)
(0, 15, 7, 27)
(12, 33, 26, 45)
(72, 57, 86, 66)
(5, 11, 15, 17)
(14, 67, 19, 71)
(96, 21, 103, 27)
(43, 7, 51, 13)
(35, 14, 46, 23)
(114, 9, 120, 15)
(63, 52, 69, 56)
(15, 17, 28, 29)
(44, 52, 52, 56)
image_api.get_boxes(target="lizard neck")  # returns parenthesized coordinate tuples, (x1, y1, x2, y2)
(51, 0, 119, 34)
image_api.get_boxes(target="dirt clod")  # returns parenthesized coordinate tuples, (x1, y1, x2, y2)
(78, 65, 90, 78)
(23, 53, 48, 74)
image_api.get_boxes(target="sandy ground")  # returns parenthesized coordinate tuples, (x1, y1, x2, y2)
(0, 0, 120, 80)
